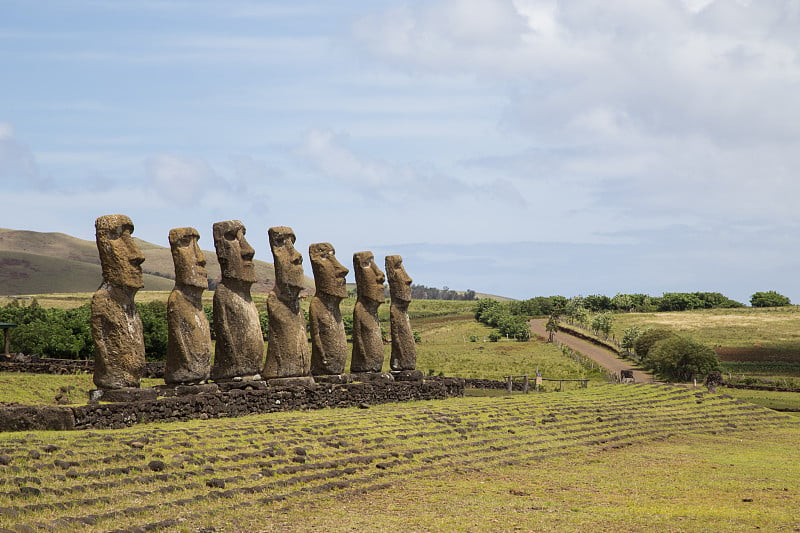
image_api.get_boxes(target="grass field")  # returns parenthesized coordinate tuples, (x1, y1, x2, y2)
(720, 386, 800, 413)
(611, 306, 800, 352)
(0, 384, 795, 532)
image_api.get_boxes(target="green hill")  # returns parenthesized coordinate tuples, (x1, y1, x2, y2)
(0, 250, 175, 294)
(0, 227, 312, 295)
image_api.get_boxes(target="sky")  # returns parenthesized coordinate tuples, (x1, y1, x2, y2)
(1, 0, 799, 303)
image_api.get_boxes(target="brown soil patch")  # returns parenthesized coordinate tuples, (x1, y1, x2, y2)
(714, 347, 800, 362)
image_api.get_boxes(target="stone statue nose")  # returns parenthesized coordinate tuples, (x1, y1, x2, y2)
(240, 238, 255, 259)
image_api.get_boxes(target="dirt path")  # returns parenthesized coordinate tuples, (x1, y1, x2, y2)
(530, 319, 653, 383)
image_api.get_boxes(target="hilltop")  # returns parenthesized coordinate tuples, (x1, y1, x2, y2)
(0, 227, 312, 295)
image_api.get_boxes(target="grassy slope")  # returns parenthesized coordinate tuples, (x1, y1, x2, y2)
(611, 306, 800, 352)
(0, 251, 175, 294)
(0, 385, 795, 532)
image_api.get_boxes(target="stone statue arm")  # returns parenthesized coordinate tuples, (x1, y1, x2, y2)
(352, 303, 367, 359)
(91, 291, 114, 362)
(309, 299, 327, 360)
(167, 293, 191, 360)
(212, 293, 235, 357)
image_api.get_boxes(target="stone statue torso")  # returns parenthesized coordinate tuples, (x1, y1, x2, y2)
(211, 281, 264, 380)
(309, 295, 347, 375)
(350, 299, 384, 373)
(263, 292, 310, 378)
(91, 285, 145, 389)
(165, 288, 212, 384)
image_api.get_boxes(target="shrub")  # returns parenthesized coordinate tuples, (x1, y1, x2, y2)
(750, 291, 791, 307)
(590, 312, 613, 339)
(634, 328, 676, 360)
(647, 336, 720, 381)
(621, 325, 642, 354)
(138, 301, 168, 361)
(413, 330, 422, 343)
(488, 331, 501, 342)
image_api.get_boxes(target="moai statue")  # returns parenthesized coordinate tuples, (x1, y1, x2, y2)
(165, 227, 212, 385)
(350, 251, 386, 373)
(210, 220, 264, 381)
(308, 243, 349, 375)
(386, 255, 417, 371)
(91, 214, 146, 390)
(262, 226, 311, 380)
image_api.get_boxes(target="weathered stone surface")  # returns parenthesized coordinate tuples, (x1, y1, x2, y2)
(391, 369, 424, 382)
(165, 227, 212, 385)
(263, 227, 310, 379)
(386, 255, 417, 371)
(350, 251, 385, 373)
(210, 220, 264, 381)
(154, 383, 220, 397)
(313, 374, 352, 384)
(308, 242, 349, 375)
(215, 380, 268, 392)
(266, 376, 316, 388)
(91, 387, 158, 403)
(350, 372, 395, 383)
(0, 405, 75, 431)
(91, 214, 146, 390)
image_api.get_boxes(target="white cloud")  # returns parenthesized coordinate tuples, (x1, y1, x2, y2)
(0, 123, 51, 189)
(144, 154, 218, 205)
(353, 0, 800, 240)
(296, 128, 527, 207)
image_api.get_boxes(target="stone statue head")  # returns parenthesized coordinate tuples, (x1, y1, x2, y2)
(95, 214, 145, 290)
(353, 251, 385, 304)
(309, 242, 348, 299)
(169, 227, 207, 290)
(212, 220, 256, 283)
(268, 226, 305, 296)
(385, 255, 412, 303)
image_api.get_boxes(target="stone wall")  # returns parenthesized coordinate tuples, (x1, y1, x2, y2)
(0, 378, 464, 432)
(460, 378, 528, 391)
(0, 358, 164, 378)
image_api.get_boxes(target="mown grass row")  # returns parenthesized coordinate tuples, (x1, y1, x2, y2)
(0, 384, 792, 532)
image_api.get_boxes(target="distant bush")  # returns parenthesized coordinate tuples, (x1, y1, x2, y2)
(138, 301, 168, 361)
(488, 331, 501, 342)
(0, 300, 93, 359)
(750, 291, 791, 308)
(647, 336, 720, 381)
(621, 325, 642, 354)
(634, 328, 677, 360)
(474, 299, 531, 341)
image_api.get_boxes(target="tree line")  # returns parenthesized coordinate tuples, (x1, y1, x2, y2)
(502, 290, 791, 316)
(408, 284, 477, 301)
